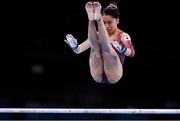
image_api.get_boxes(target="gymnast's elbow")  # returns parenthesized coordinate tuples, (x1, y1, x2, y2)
(129, 50, 135, 57)
(125, 48, 135, 57)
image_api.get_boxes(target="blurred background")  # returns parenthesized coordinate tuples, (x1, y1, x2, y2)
(1, 0, 180, 120)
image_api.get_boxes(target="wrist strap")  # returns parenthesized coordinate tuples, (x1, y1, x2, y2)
(72, 45, 78, 50)
(120, 44, 127, 53)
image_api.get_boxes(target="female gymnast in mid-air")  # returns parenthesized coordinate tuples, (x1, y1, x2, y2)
(64, 1, 135, 84)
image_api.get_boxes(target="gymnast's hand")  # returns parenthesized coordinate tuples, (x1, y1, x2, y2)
(64, 34, 78, 50)
(111, 40, 126, 53)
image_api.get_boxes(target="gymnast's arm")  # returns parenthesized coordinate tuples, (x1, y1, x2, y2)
(64, 34, 91, 54)
(120, 33, 135, 57)
(73, 39, 91, 54)
(111, 32, 135, 57)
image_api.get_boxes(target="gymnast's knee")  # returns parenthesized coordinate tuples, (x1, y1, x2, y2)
(107, 73, 123, 84)
(91, 74, 103, 83)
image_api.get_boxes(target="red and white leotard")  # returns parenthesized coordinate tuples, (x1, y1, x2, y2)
(112, 31, 135, 64)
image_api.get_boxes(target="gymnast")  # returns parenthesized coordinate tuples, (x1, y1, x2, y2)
(64, 1, 135, 84)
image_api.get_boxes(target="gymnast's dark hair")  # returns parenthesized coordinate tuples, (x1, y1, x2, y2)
(102, 1, 120, 19)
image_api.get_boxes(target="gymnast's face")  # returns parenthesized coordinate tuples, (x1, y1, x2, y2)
(102, 15, 119, 35)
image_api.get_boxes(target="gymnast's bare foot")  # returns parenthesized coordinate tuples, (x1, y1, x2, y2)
(85, 2, 94, 21)
(93, 1, 102, 21)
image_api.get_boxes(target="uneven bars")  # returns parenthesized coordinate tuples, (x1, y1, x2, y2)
(0, 108, 180, 114)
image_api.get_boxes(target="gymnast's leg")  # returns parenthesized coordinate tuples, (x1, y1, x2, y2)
(94, 2, 123, 84)
(85, 2, 103, 83)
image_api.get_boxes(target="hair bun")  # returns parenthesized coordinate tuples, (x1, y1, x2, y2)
(108, 3, 117, 9)
(106, 1, 118, 10)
